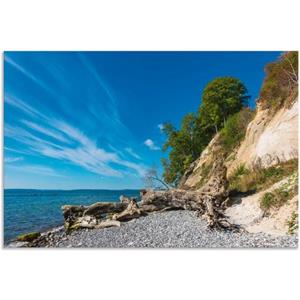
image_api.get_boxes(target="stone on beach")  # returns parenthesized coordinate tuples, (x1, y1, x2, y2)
(8, 211, 297, 248)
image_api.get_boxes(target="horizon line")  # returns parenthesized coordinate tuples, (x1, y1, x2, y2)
(4, 188, 144, 191)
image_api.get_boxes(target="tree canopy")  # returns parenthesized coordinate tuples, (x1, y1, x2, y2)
(199, 77, 250, 133)
(161, 113, 211, 185)
(161, 77, 250, 185)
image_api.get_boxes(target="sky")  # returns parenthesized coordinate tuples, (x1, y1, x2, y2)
(4, 51, 281, 190)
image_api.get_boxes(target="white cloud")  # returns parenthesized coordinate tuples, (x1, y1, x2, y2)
(4, 156, 23, 163)
(158, 123, 164, 132)
(144, 139, 160, 150)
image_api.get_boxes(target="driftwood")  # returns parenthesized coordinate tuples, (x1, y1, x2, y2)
(62, 202, 127, 230)
(112, 200, 144, 221)
(95, 220, 121, 229)
(62, 159, 239, 231)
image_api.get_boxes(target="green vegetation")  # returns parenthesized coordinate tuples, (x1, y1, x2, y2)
(17, 232, 41, 242)
(259, 51, 298, 111)
(219, 108, 254, 154)
(287, 212, 298, 235)
(232, 164, 250, 177)
(162, 77, 249, 185)
(161, 113, 209, 185)
(229, 159, 298, 193)
(199, 77, 250, 133)
(260, 173, 298, 211)
(161, 52, 298, 187)
(260, 192, 276, 210)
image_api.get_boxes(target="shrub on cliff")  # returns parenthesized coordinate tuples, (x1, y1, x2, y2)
(229, 159, 298, 193)
(259, 51, 298, 111)
(260, 175, 298, 211)
(219, 107, 254, 154)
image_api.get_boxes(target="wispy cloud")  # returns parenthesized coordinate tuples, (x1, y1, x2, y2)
(24, 165, 65, 177)
(7, 164, 65, 177)
(4, 146, 30, 155)
(5, 99, 147, 178)
(5, 156, 23, 163)
(78, 53, 116, 106)
(80, 55, 133, 145)
(125, 147, 141, 160)
(144, 139, 160, 151)
(21, 119, 71, 144)
(4, 55, 56, 97)
(5, 55, 147, 180)
(5, 94, 45, 119)
(5, 124, 63, 150)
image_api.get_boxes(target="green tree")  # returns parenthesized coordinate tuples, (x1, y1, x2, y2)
(161, 77, 250, 185)
(200, 77, 250, 133)
(161, 113, 209, 185)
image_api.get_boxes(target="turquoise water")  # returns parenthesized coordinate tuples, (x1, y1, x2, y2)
(4, 189, 140, 243)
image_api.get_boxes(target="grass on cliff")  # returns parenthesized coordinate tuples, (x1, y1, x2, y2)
(228, 159, 298, 193)
(260, 172, 298, 211)
(260, 186, 296, 210)
(220, 108, 255, 155)
(287, 212, 298, 235)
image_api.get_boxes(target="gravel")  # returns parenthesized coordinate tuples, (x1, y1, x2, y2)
(7, 210, 298, 248)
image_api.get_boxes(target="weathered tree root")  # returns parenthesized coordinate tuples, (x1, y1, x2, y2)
(62, 202, 128, 230)
(61, 159, 241, 232)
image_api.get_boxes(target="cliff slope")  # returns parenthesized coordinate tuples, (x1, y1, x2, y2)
(180, 94, 298, 235)
(228, 98, 298, 174)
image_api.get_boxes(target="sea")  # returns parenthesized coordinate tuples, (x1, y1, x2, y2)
(4, 189, 140, 243)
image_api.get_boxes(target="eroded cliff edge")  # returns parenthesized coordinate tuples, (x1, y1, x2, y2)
(180, 94, 298, 235)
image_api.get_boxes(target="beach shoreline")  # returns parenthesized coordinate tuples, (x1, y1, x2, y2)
(6, 210, 298, 248)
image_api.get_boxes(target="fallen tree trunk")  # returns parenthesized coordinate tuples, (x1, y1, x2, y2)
(62, 202, 128, 230)
(61, 159, 240, 231)
(138, 159, 236, 230)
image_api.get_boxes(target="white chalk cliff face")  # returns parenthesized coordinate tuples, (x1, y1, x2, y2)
(228, 97, 298, 173)
(181, 96, 298, 188)
(180, 95, 298, 192)
(179, 134, 222, 189)
(180, 95, 298, 235)
(225, 175, 298, 236)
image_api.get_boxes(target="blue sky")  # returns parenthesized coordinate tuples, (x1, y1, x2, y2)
(4, 51, 281, 189)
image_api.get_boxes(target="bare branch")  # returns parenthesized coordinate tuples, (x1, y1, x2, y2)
(143, 166, 170, 190)
(285, 55, 298, 81)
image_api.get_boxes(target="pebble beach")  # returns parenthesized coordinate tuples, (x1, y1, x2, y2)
(7, 210, 298, 248)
